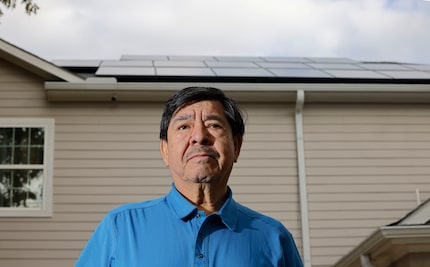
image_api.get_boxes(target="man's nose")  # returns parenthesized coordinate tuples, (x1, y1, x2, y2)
(191, 123, 211, 145)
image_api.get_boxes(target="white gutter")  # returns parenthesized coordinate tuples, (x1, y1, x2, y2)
(45, 81, 430, 103)
(295, 90, 311, 267)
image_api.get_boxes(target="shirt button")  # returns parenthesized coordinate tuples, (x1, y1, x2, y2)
(196, 213, 200, 218)
(197, 253, 204, 259)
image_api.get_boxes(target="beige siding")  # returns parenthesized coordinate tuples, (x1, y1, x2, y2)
(0, 59, 302, 266)
(3, 55, 430, 267)
(232, 103, 302, 237)
(304, 104, 430, 267)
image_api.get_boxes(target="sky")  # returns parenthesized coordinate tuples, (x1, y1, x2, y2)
(0, 0, 429, 64)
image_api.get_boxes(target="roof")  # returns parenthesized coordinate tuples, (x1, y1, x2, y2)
(389, 198, 430, 226)
(1, 38, 430, 102)
(334, 198, 430, 267)
(0, 38, 83, 83)
(47, 56, 430, 102)
(53, 55, 430, 83)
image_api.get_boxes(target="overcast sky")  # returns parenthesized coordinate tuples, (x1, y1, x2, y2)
(0, 0, 429, 64)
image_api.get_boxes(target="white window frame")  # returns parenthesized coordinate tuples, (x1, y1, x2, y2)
(0, 118, 54, 217)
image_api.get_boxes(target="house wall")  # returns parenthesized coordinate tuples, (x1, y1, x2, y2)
(2, 57, 430, 267)
(0, 58, 302, 267)
(303, 103, 430, 267)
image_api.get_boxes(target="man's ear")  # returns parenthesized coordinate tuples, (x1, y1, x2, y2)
(233, 136, 243, 163)
(160, 140, 169, 166)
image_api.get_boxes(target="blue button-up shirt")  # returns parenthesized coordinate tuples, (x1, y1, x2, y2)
(75, 185, 303, 267)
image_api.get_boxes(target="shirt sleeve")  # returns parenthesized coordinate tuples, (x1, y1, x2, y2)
(282, 230, 304, 267)
(75, 213, 116, 267)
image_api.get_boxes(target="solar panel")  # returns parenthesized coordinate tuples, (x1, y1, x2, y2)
(101, 60, 153, 67)
(379, 71, 430, 79)
(54, 56, 430, 81)
(360, 63, 412, 70)
(154, 61, 206, 67)
(212, 68, 274, 77)
(257, 62, 310, 69)
(324, 70, 390, 79)
(307, 63, 364, 70)
(156, 67, 214, 76)
(205, 61, 259, 68)
(269, 68, 333, 78)
(96, 66, 155, 76)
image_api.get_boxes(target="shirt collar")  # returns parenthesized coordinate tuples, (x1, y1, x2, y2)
(166, 183, 198, 220)
(217, 187, 239, 232)
(166, 184, 239, 232)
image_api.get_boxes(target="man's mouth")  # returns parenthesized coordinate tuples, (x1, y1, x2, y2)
(185, 147, 219, 161)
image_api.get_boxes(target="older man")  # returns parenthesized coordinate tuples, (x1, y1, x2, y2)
(75, 87, 303, 267)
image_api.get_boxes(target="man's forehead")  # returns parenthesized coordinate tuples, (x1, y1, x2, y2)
(172, 100, 225, 118)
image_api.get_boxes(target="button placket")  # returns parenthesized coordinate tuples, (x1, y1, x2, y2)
(194, 213, 209, 266)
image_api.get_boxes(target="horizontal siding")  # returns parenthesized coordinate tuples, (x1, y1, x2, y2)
(230, 103, 302, 247)
(4, 55, 430, 267)
(0, 59, 302, 266)
(304, 103, 430, 267)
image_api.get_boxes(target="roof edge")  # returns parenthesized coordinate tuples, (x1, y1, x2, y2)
(44, 81, 430, 103)
(334, 225, 430, 267)
(0, 38, 84, 83)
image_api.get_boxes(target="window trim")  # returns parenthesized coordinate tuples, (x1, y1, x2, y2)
(0, 118, 54, 217)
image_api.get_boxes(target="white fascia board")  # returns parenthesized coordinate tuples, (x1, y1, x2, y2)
(45, 81, 430, 92)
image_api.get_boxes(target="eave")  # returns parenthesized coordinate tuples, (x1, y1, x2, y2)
(44, 80, 430, 103)
(334, 226, 430, 267)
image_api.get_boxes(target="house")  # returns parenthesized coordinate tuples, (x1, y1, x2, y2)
(334, 198, 430, 267)
(1, 38, 430, 267)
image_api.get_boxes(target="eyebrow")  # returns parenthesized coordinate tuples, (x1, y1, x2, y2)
(172, 114, 226, 124)
(172, 114, 193, 124)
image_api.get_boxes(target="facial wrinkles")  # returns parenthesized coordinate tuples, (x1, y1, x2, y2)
(184, 146, 220, 162)
(176, 107, 225, 164)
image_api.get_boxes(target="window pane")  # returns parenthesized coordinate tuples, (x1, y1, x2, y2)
(13, 146, 29, 164)
(30, 147, 44, 164)
(0, 146, 12, 164)
(9, 170, 43, 208)
(30, 128, 44, 145)
(14, 128, 29, 145)
(0, 128, 13, 145)
(0, 171, 12, 207)
(0, 128, 13, 164)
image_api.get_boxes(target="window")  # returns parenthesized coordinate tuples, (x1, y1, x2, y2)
(0, 118, 54, 217)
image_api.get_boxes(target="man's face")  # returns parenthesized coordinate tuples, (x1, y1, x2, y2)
(160, 100, 242, 187)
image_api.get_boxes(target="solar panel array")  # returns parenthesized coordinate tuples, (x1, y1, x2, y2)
(53, 56, 430, 80)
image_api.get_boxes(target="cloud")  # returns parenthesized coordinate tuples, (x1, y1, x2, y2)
(0, 0, 429, 63)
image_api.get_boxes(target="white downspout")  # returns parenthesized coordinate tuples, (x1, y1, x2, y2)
(360, 255, 375, 267)
(295, 90, 312, 267)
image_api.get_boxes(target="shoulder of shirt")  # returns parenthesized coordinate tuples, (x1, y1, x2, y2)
(106, 196, 166, 217)
(234, 201, 292, 235)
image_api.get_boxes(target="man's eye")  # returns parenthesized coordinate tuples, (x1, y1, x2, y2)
(208, 123, 222, 129)
(178, 125, 189, 130)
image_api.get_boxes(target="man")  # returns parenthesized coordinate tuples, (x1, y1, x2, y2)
(75, 87, 303, 267)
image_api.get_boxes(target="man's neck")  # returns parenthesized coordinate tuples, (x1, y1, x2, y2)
(174, 181, 228, 215)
